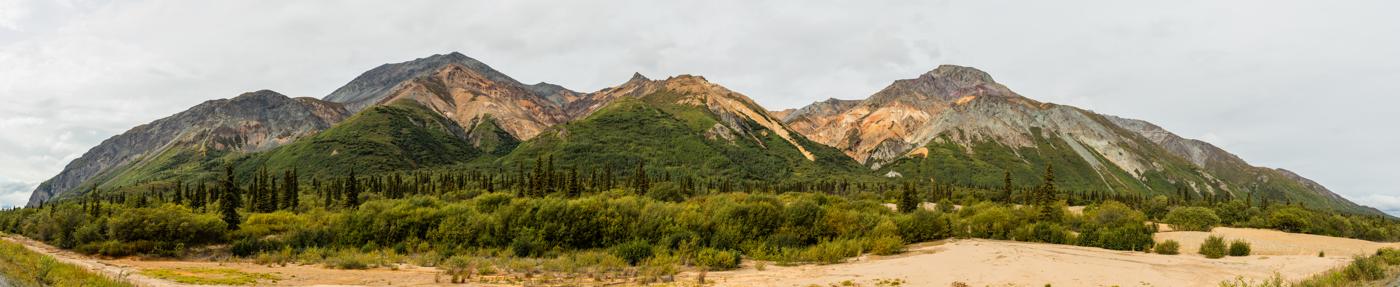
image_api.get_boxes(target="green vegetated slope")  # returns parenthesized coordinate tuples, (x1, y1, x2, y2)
(238, 100, 490, 178)
(880, 112, 1375, 215)
(879, 131, 1157, 194)
(83, 100, 500, 192)
(501, 92, 865, 181)
(466, 115, 521, 156)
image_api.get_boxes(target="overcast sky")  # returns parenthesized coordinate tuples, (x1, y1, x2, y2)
(1, 0, 1397, 212)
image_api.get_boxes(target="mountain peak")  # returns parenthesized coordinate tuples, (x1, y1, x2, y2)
(924, 64, 996, 84)
(235, 89, 287, 100)
(324, 52, 521, 112)
(666, 74, 709, 83)
(629, 72, 650, 82)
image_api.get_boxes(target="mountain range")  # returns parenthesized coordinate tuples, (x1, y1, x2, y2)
(25, 52, 1378, 215)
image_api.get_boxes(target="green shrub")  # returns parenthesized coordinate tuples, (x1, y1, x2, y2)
(800, 239, 864, 264)
(1228, 240, 1251, 256)
(325, 250, 372, 270)
(612, 240, 654, 266)
(1023, 222, 1073, 244)
(894, 210, 950, 243)
(1342, 255, 1385, 281)
(107, 204, 226, 245)
(1162, 207, 1220, 232)
(1154, 240, 1180, 255)
(870, 236, 905, 255)
(1079, 224, 1155, 251)
(694, 248, 740, 270)
(1199, 235, 1227, 259)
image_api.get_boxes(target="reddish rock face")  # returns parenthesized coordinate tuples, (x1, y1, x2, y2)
(783, 65, 1033, 166)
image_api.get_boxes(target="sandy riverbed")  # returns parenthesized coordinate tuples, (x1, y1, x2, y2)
(6, 226, 1395, 287)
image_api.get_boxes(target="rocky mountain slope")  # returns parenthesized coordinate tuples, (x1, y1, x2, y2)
(323, 52, 580, 140)
(502, 74, 862, 179)
(27, 52, 1374, 215)
(1105, 115, 1374, 212)
(783, 65, 1372, 214)
(27, 90, 346, 206)
(238, 99, 489, 179)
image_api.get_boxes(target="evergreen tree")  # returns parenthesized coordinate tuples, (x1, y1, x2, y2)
(345, 169, 360, 208)
(282, 169, 299, 210)
(898, 182, 919, 213)
(633, 161, 649, 195)
(173, 180, 185, 205)
(1036, 164, 1060, 221)
(1002, 171, 1013, 201)
(219, 164, 241, 230)
(567, 167, 582, 197)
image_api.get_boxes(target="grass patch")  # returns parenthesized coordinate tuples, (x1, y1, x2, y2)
(139, 267, 278, 285)
(0, 238, 131, 287)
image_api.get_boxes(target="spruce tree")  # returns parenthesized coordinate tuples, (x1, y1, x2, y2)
(633, 161, 649, 195)
(1002, 171, 1013, 202)
(220, 164, 241, 230)
(898, 182, 919, 213)
(282, 169, 299, 210)
(567, 167, 581, 197)
(1037, 164, 1059, 221)
(345, 169, 360, 208)
(173, 180, 184, 205)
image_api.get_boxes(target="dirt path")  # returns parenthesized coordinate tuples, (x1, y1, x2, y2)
(4, 235, 179, 287)
(2, 235, 452, 287)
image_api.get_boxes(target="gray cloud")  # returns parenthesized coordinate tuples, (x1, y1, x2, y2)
(0, 0, 1396, 211)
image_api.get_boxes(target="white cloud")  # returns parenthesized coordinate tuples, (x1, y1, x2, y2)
(0, 0, 1397, 210)
(0, 0, 33, 31)
(1360, 194, 1400, 216)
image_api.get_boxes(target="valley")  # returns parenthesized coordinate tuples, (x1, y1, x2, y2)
(5, 52, 1399, 287)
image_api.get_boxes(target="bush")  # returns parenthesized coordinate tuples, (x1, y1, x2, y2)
(870, 236, 905, 256)
(1228, 240, 1251, 256)
(1154, 240, 1180, 255)
(1079, 224, 1155, 251)
(1022, 222, 1073, 244)
(1199, 235, 1227, 259)
(613, 240, 654, 266)
(1162, 207, 1220, 232)
(800, 239, 863, 264)
(325, 250, 373, 270)
(694, 248, 740, 270)
(894, 210, 949, 243)
(1342, 255, 1385, 281)
(107, 204, 226, 245)
(1084, 201, 1146, 227)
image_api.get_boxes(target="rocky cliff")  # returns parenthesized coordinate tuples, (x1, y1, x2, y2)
(27, 90, 345, 206)
(784, 65, 1373, 214)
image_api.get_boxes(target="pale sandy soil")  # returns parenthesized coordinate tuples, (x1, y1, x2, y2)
(7, 226, 1396, 287)
(1154, 227, 1396, 257)
(698, 227, 1400, 287)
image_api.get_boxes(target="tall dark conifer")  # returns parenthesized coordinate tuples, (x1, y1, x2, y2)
(898, 182, 919, 213)
(345, 169, 360, 208)
(1036, 164, 1059, 221)
(633, 161, 649, 195)
(282, 169, 299, 210)
(1002, 171, 1013, 202)
(220, 164, 241, 230)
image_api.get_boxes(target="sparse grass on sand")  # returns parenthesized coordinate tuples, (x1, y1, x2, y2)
(0, 237, 131, 287)
(139, 267, 279, 285)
